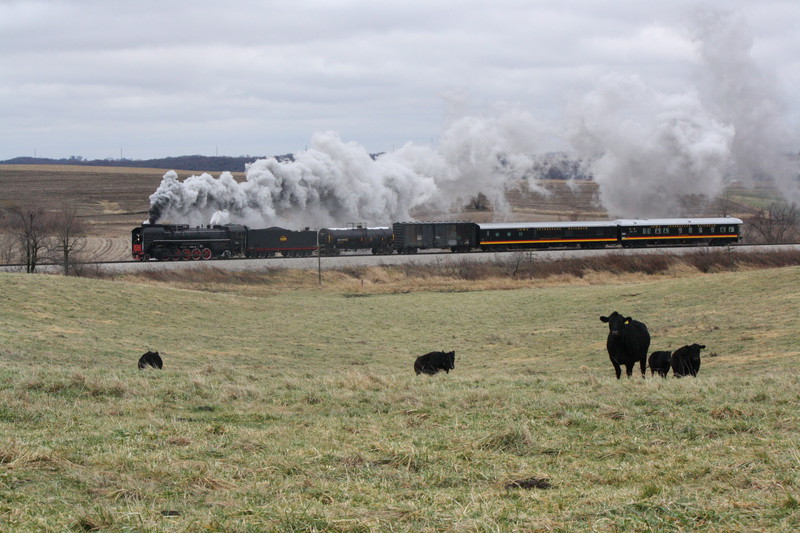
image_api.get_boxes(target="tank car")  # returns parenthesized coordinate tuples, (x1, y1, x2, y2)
(318, 226, 393, 255)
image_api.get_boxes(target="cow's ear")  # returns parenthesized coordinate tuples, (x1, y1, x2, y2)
(600, 316, 609, 323)
(699, 345, 706, 349)
(624, 317, 632, 324)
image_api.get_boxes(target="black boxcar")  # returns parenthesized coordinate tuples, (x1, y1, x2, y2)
(392, 222, 479, 253)
(132, 224, 247, 261)
(318, 226, 393, 255)
(246, 227, 317, 257)
(478, 221, 618, 251)
(615, 218, 742, 247)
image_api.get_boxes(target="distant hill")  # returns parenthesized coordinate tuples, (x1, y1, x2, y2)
(0, 154, 294, 172)
(2, 151, 593, 180)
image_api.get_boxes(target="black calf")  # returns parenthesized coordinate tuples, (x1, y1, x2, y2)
(138, 350, 163, 370)
(648, 351, 672, 378)
(414, 351, 455, 375)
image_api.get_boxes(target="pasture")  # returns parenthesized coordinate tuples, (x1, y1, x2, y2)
(1, 265, 799, 531)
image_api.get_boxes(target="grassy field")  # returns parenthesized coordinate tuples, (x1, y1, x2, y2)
(1, 265, 799, 532)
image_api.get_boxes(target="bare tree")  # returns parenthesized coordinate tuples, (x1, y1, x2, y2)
(466, 193, 491, 211)
(51, 203, 87, 275)
(747, 202, 799, 244)
(7, 205, 54, 273)
(0, 209, 17, 264)
(0, 233, 15, 264)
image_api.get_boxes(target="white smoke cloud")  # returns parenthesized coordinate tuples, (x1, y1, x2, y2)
(568, 9, 799, 218)
(568, 73, 735, 217)
(148, 108, 548, 227)
(692, 9, 800, 202)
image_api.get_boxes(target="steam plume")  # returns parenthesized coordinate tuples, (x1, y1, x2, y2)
(148, 109, 546, 227)
(568, 9, 799, 218)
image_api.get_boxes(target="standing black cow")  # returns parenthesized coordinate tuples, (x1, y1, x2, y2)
(671, 344, 705, 377)
(648, 351, 672, 378)
(414, 351, 455, 375)
(138, 350, 163, 370)
(600, 312, 650, 379)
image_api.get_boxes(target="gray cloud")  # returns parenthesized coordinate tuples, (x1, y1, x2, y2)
(3, 0, 799, 218)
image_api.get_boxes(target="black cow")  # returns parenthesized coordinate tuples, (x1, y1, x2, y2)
(414, 351, 455, 375)
(138, 350, 163, 370)
(648, 351, 672, 378)
(599, 312, 650, 379)
(671, 344, 705, 377)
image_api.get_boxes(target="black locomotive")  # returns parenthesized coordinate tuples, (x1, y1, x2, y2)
(132, 224, 247, 261)
(132, 217, 743, 261)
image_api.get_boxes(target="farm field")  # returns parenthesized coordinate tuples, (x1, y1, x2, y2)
(1, 265, 799, 531)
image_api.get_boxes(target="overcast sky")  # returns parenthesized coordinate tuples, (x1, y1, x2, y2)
(1, 0, 798, 162)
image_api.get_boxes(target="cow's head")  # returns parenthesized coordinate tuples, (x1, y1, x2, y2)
(600, 311, 632, 337)
(446, 351, 456, 370)
(686, 344, 706, 364)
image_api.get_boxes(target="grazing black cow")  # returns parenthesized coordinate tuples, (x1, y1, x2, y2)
(648, 351, 672, 378)
(414, 351, 455, 375)
(671, 344, 705, 377)
(138, 350, 163, 370)
(599, 312, 651, 379)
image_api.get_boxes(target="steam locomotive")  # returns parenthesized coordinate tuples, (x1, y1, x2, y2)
(131, 224, 393, 261)
(131, 217, 743, 261)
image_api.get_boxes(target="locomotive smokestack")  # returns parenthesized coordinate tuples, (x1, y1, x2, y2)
(147, 202, 163, 225)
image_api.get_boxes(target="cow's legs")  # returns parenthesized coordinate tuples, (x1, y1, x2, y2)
(612, 361, 622, 379)
(639, 358, 646, 377)
(625, 363, 634, 377)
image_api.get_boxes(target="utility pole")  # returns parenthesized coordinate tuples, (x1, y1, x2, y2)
(317, 230, 322, 285)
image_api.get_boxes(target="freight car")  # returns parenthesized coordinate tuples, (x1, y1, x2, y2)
(318, 226, 393, 255)
(392, 222, 478, 253)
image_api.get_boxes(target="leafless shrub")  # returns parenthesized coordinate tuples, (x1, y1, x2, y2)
(6, 205, 57, 273)
(0, 232, 18, 264)
(466, 192, 491, 211)
(747, 202, 800, 244)
(50, 203, 87, 275)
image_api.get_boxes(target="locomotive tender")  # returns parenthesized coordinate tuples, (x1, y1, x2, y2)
(132, 217, 743, 261)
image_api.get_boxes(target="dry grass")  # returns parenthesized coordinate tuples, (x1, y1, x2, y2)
(1, 264, 799, 531)
(98, 249, 800, 298)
